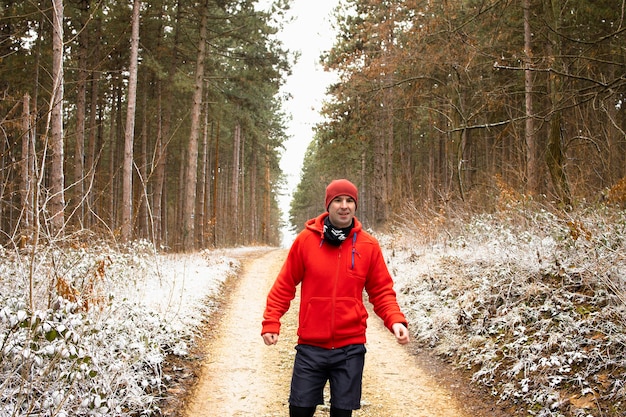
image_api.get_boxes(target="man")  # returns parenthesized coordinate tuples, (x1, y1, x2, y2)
(261, 179, 410, 417)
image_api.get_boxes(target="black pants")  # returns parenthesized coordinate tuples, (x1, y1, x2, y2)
(289, 344, 366, 410)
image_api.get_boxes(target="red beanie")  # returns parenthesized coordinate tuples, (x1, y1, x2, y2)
(325, 179, 358, 210)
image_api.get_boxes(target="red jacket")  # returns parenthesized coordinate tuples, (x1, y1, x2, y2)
(262, 213, 407, 349)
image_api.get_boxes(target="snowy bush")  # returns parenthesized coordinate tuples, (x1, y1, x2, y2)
(0, 240, 240, 416)
(385, 205, 626, 417)
(0, 297, 164, 416)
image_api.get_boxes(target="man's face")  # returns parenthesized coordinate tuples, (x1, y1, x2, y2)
(327, 195, 356, 228)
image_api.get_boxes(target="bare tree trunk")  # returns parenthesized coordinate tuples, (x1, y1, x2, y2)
(263, 142, 270, 243)
(383, 79, 393, 220)
(373, 119, 387, 226)
(434, 116, 449, 206)
(546, 111, 571, 206)
(544, 0, 572, 208)
(73, 0, 89, 228)
(86, 57, 99, 229)
(605, 96, 626, 183)
(212, 120, 220, 247)
(182, 0, 208, 251)
(248, 136, 258, 243)
(360, 151, 367, 225)
(138, 86, 149, 238)
(49, 0, 65, 236)
(203, 120, 217, 246)
(456, 128, 471, 202)
(21, 94, 34, 231)
(231, 122, 241, 244)
(84, 13, 101, 229)
(239, 131, 245, 242)
(153, 0, 180, 249)
(121, 0, 141, 242)
(110, 83, 121, 228)
(196, 96, 209, 247)
(524, 0, 539, 195)
(153, 80, 167, 248)
(176, 156, 185, 248)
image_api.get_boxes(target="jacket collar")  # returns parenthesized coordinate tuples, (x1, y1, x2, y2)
(305, 212, 362, 237)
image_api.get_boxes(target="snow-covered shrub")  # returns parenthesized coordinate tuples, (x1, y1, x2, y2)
(0, 239, 238, 416)
(385, 205, 626, 417)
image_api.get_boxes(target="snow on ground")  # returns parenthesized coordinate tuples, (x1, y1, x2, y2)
(117, 245, 276, 346)
(381, 209, 626, 417)
(129, 250, 236, 330)
(112, 246, 273, 331)
(1, 208, 625, 417)
(0, 243, 270, 417)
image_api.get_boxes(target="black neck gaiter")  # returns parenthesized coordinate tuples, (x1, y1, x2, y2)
(323, 216, 354, 246)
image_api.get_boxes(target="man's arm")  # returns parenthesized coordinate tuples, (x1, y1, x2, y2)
(261, 237, 305, 343)
(366, 248, 408, 328)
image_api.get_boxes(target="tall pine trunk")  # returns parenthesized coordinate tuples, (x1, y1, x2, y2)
(21, 94, 34, 232)
(182, 0, 208, 251)
(544, 0, 572, 208)
(196, 96, 210, 247)
(85, 15, 102, 229)
(212, 120, 220, 247)
(248, 135, 258, 243)
(138, 86, 149, 238)
(153, 81, 165, 247)
(230, 122, 242, 244)
(524, 0, 539, 195)
(73, 0, 89, 227)
(49, 0, 65, 236)
(152, 0, 180, 249)
(121, 0, 141, 241)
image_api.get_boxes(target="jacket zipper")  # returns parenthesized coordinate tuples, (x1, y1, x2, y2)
(330, 245, 342, 349)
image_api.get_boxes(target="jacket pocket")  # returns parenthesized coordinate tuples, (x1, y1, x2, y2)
(334, 297, 367, 338)
(299, 297, 332, 342)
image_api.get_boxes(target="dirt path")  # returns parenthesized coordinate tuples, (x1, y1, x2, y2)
(179, 249, 508, 417)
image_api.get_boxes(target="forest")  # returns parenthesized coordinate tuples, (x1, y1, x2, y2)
(1, 0, 291, 251)
(291, 0, 626, 230)
(2, 0, 626, 251)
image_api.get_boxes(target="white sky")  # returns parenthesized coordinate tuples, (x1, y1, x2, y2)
(265, 0, 340, 246)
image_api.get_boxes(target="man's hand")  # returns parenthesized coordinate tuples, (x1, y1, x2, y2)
(262, 333, 279, 345)
(392, 323, 410, 345)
